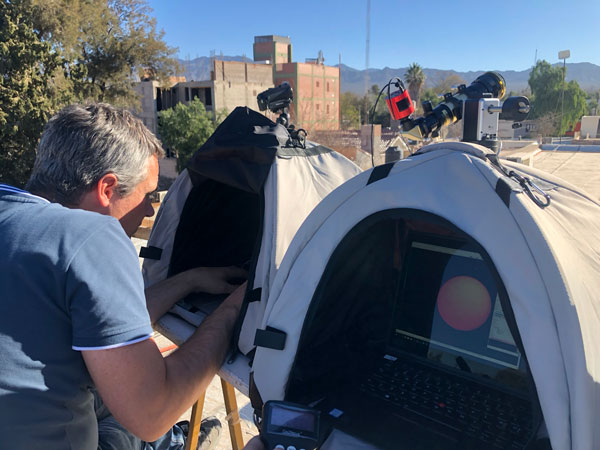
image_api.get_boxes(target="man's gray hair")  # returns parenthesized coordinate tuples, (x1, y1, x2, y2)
(26, 103, 165, 205)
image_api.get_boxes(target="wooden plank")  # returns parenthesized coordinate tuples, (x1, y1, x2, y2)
(185, 392, 206, 450)
(221, 379, 245, 450)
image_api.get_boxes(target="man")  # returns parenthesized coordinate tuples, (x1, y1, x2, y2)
(0, 103, 253, 449)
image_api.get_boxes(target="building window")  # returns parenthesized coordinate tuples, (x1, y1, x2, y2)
(316, 80, 320, 88)
(326, 104, 330, 114)
(204, 88, 212, 106)
(185, 87, 190, 102)
(156, 88, 163, 111)
(327, 82, 330, 92)
(316, 104, 320, 111)
(191, 88, 200, 100)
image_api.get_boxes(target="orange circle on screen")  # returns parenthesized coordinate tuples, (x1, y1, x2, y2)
(437, 276, 491, 331)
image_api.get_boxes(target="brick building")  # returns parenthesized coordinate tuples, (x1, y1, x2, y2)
(253, 35, 292, 65)
(253, 35, 340, 131)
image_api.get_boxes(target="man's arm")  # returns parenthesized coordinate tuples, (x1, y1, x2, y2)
(82, 283, 246, 441)
(145, 266, 247, 323)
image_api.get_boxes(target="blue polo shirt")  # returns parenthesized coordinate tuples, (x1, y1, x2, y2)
(0, 185, 153, 450)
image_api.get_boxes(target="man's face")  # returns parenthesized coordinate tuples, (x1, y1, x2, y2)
(110, 156, 159, 237)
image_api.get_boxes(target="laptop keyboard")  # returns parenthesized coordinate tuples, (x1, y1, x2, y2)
(359, 356, 533, 449)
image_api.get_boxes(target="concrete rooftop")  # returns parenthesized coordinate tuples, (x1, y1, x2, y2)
(533, 145, 600, 201)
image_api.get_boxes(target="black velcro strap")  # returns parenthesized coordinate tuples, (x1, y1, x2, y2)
(495, 178, 512, 208)
(246, 288, 262, 303)
(254, 326, 287, 350)
(248, 372, 264, 417)
(139, 246, 163, 260)
(367, 162, 394, 185)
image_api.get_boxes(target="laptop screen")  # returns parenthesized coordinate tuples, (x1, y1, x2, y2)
(389, 233, 528, 392)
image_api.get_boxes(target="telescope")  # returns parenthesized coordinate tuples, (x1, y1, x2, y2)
(386, 71, 531, 151)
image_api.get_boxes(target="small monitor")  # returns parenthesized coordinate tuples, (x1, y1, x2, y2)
(390, 233, 528, 392)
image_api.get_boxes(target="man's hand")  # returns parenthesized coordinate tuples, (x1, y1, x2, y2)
(145, 266, 247, 323)
(243, 436, 265, 450)
(185, 266, 247, 295)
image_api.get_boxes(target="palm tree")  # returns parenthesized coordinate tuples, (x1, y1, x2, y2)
(405, 63, 425, 110)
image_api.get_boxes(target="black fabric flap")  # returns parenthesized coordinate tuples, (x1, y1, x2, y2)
(367, 162, 394, 185)
(248, 371, 264, 418)
(139, 246, 162, 260)
(246, 288, 262, 303)
(187, 107, 283, 194)
(254, 326, 287, 350)
(495, 178, 513, 208)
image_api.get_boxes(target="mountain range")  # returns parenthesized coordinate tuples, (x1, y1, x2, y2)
(177, 57, 600, 94)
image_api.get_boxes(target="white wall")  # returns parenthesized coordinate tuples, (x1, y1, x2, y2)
(580, 116, 600, 139)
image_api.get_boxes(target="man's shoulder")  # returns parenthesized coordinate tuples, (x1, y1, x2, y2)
(48, 202, 118, 231)
(0, 192, 128, 256)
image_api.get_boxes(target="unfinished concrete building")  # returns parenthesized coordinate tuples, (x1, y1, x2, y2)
(134, 61, 273, 134)
(134, 35, 339, 134)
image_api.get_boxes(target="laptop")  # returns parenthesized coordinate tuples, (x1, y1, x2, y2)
(314, 232, 539, 450)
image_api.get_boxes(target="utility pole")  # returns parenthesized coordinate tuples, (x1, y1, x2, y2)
(365, 0, 371, 97)
(558, 50, 570, 143)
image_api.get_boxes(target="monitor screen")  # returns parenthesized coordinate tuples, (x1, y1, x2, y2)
(269, 404, 316, 433)
(389, 234, 528, 390)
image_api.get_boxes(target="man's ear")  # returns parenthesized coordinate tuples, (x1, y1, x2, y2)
(75, 173, 119, 214)
(95, 173, 119, 207)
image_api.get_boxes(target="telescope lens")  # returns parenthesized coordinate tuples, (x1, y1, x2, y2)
(472, 72, 506, 99)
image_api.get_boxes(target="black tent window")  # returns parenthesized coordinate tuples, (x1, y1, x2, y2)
(168, 179, 261, 304)
(285, 209, 533, 408)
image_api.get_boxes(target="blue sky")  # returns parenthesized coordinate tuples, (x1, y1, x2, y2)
(146, 0, 600, 72)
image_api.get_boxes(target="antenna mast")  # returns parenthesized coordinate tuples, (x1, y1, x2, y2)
(365, 0, 371, 96)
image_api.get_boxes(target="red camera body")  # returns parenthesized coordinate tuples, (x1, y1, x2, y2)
(386, 89, 414, 120)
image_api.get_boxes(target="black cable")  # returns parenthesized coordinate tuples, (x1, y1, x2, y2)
(369, 82, 391, 167)
(388, 77, 413, 156)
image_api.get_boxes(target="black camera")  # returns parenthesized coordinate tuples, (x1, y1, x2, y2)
(257, 82, 294, 114)
(257, 82, 307, 147)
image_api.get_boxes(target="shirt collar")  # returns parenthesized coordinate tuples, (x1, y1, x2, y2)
(0, 184, 50, 203)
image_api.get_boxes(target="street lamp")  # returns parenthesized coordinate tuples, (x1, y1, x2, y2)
(558, 49, 570, 143)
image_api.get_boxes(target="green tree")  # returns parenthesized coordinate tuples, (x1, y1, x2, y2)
(528, 61, 564, 119)
(340, 92, 361, 129)
(528, 60, 587, 134)
(586, 90, 599, 115)
(366, 84, 391, 127)
(32, 0, 178, 106)
(158, 99, 216, 172)
(405, 63, 425, 109)
(0, 0, 178, 187)
(0, 0, 73, 186)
